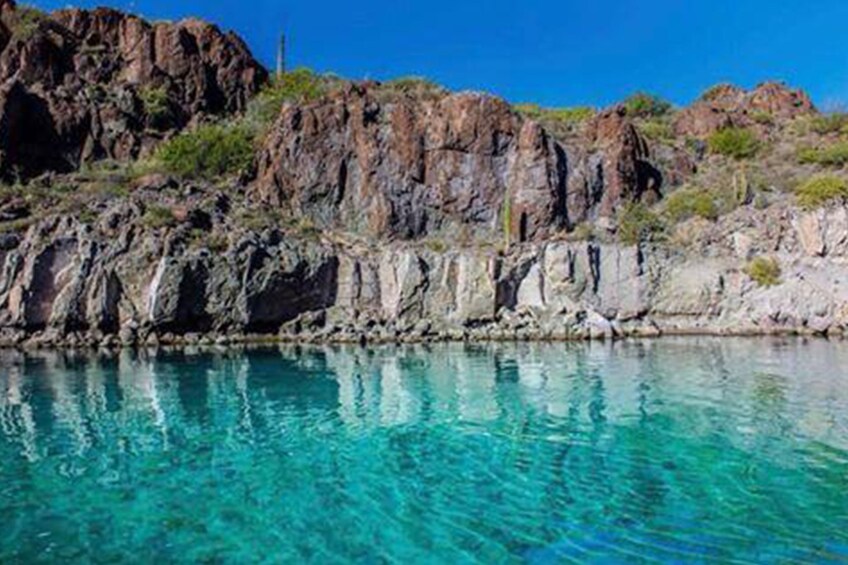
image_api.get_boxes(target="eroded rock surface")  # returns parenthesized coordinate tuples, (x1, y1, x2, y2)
(2, 199, 847, 347)
(254, 85, 663, 241)
(674, 82, 815, 138)
(0, 0, 266, 179)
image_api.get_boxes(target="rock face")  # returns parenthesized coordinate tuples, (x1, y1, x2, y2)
(673, 82, 815, 138)
(0, 4, 842, 347)
(254, 85, 662, 241)
(0, 0, 266, 179)
(2, 199, 847, 347)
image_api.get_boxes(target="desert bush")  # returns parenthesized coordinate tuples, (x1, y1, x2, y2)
(142, 205, 177, 229)
(382, 76, 445, 98)
(246, 68, 329, 127)
(7, 5, 46, 40)
(638, 118, 675, 142)
(568, 222, 595, 241)
(750, 111, 774, 126)
(623, 92, 672, 118)
(515, 104, 595, 124)
(795, 175, 848, 209)
(514, 104, 595, 140)
(708, 127, 760, 159)
(156, 124, 254, 178)
(809, 113, 848, 135)
(744, 256, 781, 287)
(425, 239, 448, 253)
(513, 104, 544, 120)
(797, 142, 848, 167)
(237, 208, 282, 232)
(617, 202, 665, 244)
(545, 106, 596, 123)
(139, 86, 171, 126)
(663, 188, 719, 223)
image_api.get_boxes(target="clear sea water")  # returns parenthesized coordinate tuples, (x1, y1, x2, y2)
(1, 338, 847, 563)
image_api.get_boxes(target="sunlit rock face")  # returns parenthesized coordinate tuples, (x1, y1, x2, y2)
(2, 199, 848, 346)
(253, 85, 667, 241)
(0, 2, 843, 347)
(0, 0, 266, 179)
(673, 82, 815, 138)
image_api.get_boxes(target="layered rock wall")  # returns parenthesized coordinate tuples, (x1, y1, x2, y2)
(2, 203, 846, 347)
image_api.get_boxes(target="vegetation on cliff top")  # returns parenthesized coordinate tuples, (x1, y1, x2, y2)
(708, 127, 760, 159)
(1, 15, 845, 249)
(623, 92, 673, 118)
(797, 142, 848, 167)
(795, 176, 848, 210)
(808, 112, 848, 135)
(156, 124, 255, 179)
(514, 104, 596, 138)
(5, 5, 47, 40)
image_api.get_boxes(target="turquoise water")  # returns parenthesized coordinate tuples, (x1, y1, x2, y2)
(1, 339, 847, 563)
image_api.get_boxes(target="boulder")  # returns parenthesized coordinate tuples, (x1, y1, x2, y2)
(674, 82, 815, 138)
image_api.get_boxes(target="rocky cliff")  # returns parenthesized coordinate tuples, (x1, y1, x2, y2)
(0, 0, 266, 179)
(1, 197, 846, 347)
(253, 85, 665, 240)
(0, 3, 846, 347)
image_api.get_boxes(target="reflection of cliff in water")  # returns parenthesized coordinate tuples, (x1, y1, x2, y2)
(2, 338, 847, 461)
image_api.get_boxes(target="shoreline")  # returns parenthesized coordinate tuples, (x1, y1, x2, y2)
(1, 325, 843, 351)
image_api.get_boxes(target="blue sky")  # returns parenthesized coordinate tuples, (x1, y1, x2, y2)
(35, 0, 848, 109)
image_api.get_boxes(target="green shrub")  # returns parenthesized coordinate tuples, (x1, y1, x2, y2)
(809, 113, 848, 135)
(139, 86, 171, 126)
(750, 111, 774, 126)
(744, 256, 781, 287)
(142, 205, 177, 229)
(797, 142, 848, 167)
(638, 118, 675, 142)
(237, 208, 282, 232)
(515, 104, 595, 124)
(514, 103, 544, 120)
(545, 106, 596, 123)
(7, 5, 46, 40)
(514, 104, 595, 139)
(502, 194, 512, 249)
(382, 76, 445, 98)
(246, 68, 328, 126)
(623, 92, 672, 118)
(795, 175, 848, 209)
(617, 202, 665, 244)
(156, 124, 254, 178)
(708, 127, 760, 159)
(663, 188, 719, 223)
(568, 222, 595, 241)
(425, 239, 448, 253)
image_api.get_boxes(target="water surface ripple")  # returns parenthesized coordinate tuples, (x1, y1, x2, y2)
(1, 338, 847, 563)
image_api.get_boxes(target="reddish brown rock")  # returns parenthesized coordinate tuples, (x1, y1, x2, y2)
(254, 84, 566, 240)
(674, 81, 815, 138)
(581, 106, 662, 218)
(254, 86, 663, 241)
(0, 1, 266, 179)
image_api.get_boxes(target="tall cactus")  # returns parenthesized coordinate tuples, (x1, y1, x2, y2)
(276, 33, 286, 79)
(502, 193, 512, 250)
(733, 166, 752, 205)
